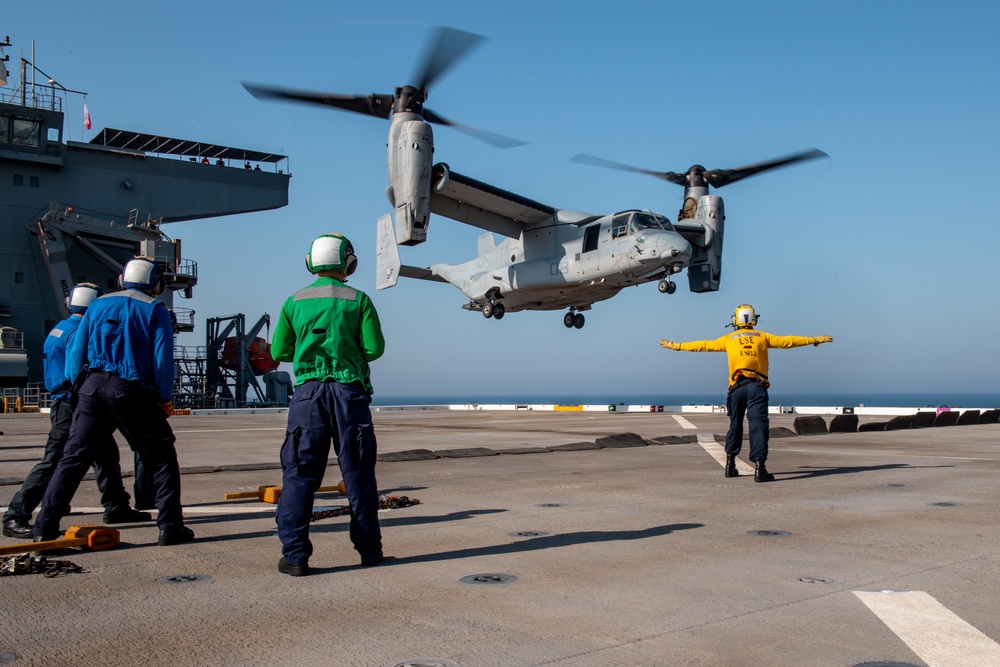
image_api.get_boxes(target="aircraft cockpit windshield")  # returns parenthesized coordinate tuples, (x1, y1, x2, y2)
(612, 211, 674, 238)
(631, 212, 674, 233)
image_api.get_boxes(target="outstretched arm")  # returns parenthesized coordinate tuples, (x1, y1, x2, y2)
(660, 336, 727, 352)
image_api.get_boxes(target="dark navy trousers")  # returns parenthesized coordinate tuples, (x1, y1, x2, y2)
(725, 377, 771, 462)
(4, 399, 132, 523)
(276, 380, 381, 565)
(33, 373, 184, 538)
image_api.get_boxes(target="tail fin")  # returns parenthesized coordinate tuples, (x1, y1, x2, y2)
(376, 214, 401, 290)
(477, 231, 496, 257)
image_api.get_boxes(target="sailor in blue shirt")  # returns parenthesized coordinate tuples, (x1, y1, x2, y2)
(32, 258, 194, 546)
(2, 284, 150, 539)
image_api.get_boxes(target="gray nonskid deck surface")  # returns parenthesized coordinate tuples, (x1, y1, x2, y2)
(1, 411, 999, 667)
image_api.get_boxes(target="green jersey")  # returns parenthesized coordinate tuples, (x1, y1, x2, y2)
(271, 277, 385, 393)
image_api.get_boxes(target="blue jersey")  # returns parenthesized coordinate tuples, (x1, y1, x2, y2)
(66, 289, 175, 403)
(43, 316, 82, 401)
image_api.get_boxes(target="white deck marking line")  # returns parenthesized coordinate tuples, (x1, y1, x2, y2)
(1, 505, 277, 515)
(696, 434, 754, 475)
(782, 448, 1000, 462)
(672, 415, 697, 430)
(854, 590, 1000, 666)
(172, 427, 285, 434)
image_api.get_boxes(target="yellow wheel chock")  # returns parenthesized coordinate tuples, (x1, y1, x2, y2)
(0, 525, 121, 556)
(223, 480, 346, 504)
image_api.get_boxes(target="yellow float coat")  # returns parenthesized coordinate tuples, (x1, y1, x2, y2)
(677, 329, 821, 386)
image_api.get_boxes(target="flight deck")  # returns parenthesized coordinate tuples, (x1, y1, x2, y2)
(1, 408, 999, 667)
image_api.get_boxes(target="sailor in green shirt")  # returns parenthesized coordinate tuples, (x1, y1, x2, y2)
(271, 233, 386, 576)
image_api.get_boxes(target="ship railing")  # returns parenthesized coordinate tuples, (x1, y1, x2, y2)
(127, 208, 163, 231)
(175, 345, 208, 361)
(171, 307, 196, 333)
(0, 87, 63, 111)
(0, 327, 24, 350)
(163, 257, 198, 280)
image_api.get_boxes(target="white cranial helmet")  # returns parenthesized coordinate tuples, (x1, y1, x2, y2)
(67, 283, 103, 314)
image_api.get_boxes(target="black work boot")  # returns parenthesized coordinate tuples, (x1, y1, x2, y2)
(3, 518, 33, 539)
(725, 454, 739, 478)
(104, 507, 153, 524)
(754, 459, 775, 483)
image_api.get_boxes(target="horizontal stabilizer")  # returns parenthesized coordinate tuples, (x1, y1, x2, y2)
(400, 265, 448, 283)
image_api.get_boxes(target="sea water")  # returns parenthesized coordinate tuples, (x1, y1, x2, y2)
(373, 391, 1000, 409)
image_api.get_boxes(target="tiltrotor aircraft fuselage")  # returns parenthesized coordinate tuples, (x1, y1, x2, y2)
(245, 27, 826, 329)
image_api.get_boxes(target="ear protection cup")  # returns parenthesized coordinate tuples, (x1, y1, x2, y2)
(151, 273, 166, 297)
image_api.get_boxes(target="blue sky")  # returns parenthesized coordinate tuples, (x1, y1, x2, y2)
(5, 1, 999, 399)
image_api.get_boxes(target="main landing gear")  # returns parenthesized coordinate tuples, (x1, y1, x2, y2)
(657, 279, 677, 294)
(481, 300, 505, 320)
(563, 310, 585, 329)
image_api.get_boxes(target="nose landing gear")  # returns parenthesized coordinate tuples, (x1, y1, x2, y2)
(657, 279, 677, 294)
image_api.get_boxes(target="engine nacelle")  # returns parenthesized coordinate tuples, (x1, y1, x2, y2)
(386, 113, 434, 245)
(687, 195, 725, 293)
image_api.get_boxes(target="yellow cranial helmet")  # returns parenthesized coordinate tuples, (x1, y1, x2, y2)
(732, 304, 758, 328)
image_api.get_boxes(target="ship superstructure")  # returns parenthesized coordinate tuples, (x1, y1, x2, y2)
(0, 39, 290, 392)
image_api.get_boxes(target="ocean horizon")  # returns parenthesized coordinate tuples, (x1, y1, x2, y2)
(372, 391, 1000, 409)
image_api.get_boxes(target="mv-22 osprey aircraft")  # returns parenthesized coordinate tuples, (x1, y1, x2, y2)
(245, 28, 827, 329)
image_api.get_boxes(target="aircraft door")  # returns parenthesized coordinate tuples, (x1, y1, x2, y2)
(581, 224, 600, 273)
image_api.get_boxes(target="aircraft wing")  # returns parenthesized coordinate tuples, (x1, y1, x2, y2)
(672, 221, 709, 245)
(430, 163, 556, 239)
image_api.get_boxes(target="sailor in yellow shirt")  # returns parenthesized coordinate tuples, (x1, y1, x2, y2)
(661, 305, 832, 482)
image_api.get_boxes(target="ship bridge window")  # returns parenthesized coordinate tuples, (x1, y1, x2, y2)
(12, 119, 40, 147)
(0, 116, 8, 143)
(47, 127, 60, 142)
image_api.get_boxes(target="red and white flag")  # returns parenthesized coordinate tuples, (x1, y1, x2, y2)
(83, 103, 91, 130)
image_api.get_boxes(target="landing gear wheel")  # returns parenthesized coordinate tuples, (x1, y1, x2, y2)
(573, 313, 585, 329)
(482, 302, 494, 319)
(493, 303, 505, 319)
(658, 280, 677, 294)
(563, 313, 575, 328)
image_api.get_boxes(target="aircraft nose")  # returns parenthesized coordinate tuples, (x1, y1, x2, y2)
(659, 234, 691, 261)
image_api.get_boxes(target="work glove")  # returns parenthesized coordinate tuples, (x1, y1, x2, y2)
(660, 340, 681, 350)
(159, 401, 175, 418)
(813, 336, 833, 346)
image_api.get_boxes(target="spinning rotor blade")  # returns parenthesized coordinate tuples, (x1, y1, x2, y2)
(242, 83, 394, 119)
(415, 27, 485, 92)
(572, 148, 829, 189)
(243, 27, 523, 148)
(570, 154, 688, 186)
(424, 108, 526, 149)
(702, 148, 828, 188)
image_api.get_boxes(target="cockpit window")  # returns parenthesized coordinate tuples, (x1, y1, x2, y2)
(631, 212, 674, 233)
(613, 211, 674, 238)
